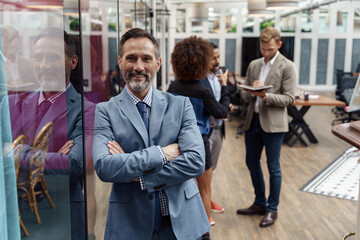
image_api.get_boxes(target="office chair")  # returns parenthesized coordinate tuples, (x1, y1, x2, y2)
(332, 74, 360, 125)
(13, 135, 30, 236)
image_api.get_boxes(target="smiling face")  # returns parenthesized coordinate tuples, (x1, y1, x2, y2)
(211, 48, 220, 73)
(118, 37, 161, 99)
(32, 37, 77, 91)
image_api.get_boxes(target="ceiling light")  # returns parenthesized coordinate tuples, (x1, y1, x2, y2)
(248, 0, 274, 17)
(266, 0, 299, 10)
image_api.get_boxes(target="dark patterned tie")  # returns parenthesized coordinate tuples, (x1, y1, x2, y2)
(37, 100, 51, 125)
(136, 102, 162, 231)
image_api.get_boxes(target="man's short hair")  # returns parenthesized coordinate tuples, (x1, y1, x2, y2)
(171, 36, 212, 82)
(259, 27, 281, 43)
(118, 28, 159, 58)
(210, 42, 218, 50)
(35, 27, 76, 58)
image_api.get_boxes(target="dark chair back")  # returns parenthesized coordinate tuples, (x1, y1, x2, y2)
(339, 75, 358, 104)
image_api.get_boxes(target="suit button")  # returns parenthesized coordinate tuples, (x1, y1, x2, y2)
(148, 194, 154, 200)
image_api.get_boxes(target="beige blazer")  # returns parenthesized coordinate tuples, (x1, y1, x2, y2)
(242, 53, 297, 133)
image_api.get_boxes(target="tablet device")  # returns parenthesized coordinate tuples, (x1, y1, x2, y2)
(238, 84, 273, 91)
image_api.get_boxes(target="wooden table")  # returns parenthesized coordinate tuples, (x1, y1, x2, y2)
(284, 94, 346, 147)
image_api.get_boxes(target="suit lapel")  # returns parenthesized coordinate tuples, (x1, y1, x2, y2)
(254, 60, 262, 82)
(116, 90, 149, 147)
(149, 89, 166, 146)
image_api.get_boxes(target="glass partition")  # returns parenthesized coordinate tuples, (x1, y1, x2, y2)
(1, 0, 170, 238)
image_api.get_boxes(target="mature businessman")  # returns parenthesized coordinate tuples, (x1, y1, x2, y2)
(93, 28, 210, 240)
(236, 27, 297, 228)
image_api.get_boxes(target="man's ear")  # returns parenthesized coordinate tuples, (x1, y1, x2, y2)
(156, 57, 162, 72)
(118, 56, 122, 70)
(70, 55, 79, 70)
(277, 41, 283, 49)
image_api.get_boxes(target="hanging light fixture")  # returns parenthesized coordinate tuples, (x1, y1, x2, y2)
(23, 0, 63, 10)
(248, 0, 274, 17)
(189, 3, 208, 22)
(266, 0, 299, 10)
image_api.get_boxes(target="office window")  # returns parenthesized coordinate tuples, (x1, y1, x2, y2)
(191, 21, 203, 33)
(225, 8, 238, 33)
(125, 9, 133, 31)
(176, 9, 186, 33)
(208, 8, 220, 33)
(336, 9, 348, 33)
(318, 8, 330, 33)
(107, 7, 118, 32)
(301, 10, 313, 33)
(242, 8, 254, 33)
(260, 19, 274, 32)
(281, 16, 296, 33)
(90, 7, 102, 31)
(354, 9, 360, 33)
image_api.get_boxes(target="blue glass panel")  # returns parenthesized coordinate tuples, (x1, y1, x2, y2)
(316, 39, 329, 85)
(299, 39, 311, 85)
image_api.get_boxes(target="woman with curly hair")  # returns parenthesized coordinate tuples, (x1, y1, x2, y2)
(168, 36, 231, 240)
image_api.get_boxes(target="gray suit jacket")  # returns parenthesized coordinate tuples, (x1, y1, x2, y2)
(93, 87, 210, 240)
(243, 53, 297, 133)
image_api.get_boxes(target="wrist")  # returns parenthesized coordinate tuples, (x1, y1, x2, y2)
(262, 93, 267, 100)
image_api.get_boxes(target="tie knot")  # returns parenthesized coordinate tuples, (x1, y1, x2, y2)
(137, 102, 147, 113)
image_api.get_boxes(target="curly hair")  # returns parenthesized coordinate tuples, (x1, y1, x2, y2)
(171, 36, 212, 82)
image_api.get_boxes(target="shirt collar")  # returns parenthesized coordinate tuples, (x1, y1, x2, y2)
(125, 85, 152, 107)
(37, 83, 70, 105)
(261, 51, 279, 66)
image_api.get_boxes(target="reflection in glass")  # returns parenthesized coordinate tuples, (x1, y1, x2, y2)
(354, 9, 360, 33)
(280, 16, 296, 33)
(336, 9, 348, 33)
(107, 7, 118, 32)
(225, 8, 238, 33)
(125, 9, 133, 31)
(319, 8, 330, 33)
(208, 8, 220, 33)
(90, 7, 102, 31)
(176, 9, 186, 33)
(301, 10, 313, 32)
(242, 8, 254, 33)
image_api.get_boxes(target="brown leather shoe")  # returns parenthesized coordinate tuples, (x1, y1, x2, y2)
(259, 211, 277, 228)
(236, 204, 266, 215)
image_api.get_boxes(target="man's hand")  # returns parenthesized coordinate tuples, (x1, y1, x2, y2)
(229, 103, 234, 114)
(244, 80, 266, 98)
(58, 140, 74, 155)
(216, 69, 229, 87)
(107, 140, 125, 154)
(162, 143, 181, 162)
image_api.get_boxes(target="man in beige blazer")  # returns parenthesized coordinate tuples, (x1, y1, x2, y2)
(236, 27, 297, 227)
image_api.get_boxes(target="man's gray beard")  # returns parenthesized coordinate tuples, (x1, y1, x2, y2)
(123, 73, 154, 92)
